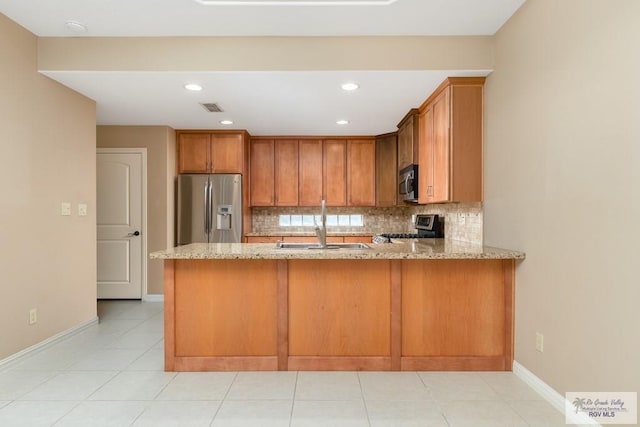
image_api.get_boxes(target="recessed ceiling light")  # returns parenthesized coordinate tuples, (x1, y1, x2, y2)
(341, 82, 359, 91)
(220, 120, 234, 125)
(336, 120, 350, 125)
(194, 0, 398, 5)
(184, 83, 203, 91)
(65, 20, 87, 34)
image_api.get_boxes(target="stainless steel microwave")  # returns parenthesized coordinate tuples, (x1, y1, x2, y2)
(399, 164, 418, 202)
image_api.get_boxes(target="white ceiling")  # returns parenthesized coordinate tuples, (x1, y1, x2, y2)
(0, 0, 524, 135)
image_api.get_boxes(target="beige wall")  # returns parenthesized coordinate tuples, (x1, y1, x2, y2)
(97, 126, 176, 295)
(38, 36, 494, 72)
(485, 0, 640, 395)
(0, 14, 97, 359)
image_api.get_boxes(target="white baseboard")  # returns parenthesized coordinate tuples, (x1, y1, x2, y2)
(142, 294, 164, 302)
(513, 361, 600, 426)
(0, 316, 99, 371)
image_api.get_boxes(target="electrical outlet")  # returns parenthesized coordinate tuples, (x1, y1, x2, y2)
(78, 203, 88, 216)
(29, 308, 37, 325)
(458, 212, 466, 225)
(535, 332, 544, 352)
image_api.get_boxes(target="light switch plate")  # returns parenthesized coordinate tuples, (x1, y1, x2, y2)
(78, 203, 88, 216)
(535, 332, 544, 352)
(61, 202, 71, 216)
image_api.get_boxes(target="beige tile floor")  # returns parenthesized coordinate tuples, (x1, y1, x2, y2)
(0, 300, 571, 426)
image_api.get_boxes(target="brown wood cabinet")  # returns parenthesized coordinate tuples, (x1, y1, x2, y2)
(251, 136, 377, 207)
(397, 109, 419, 171)
(298, 140, 324, 206)
(250, 139, 275, 206)
(418, 77, 484, 203)
(163, 257, 515, 371)
(250, 139, 300, 207)
(375, 132, 397, 207)
(347, 139, 376, 206)
(323, 140, 347, 206)
(178, 131, 245, 174)
(275, 140, 299, 206)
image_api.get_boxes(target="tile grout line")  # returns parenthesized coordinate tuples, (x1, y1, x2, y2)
(289, 371, 298, 427)
(356, 371, 373, 427)
(209, 370, 239, 425)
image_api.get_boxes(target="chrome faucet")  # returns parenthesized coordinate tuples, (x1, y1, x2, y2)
(314, 199, 327, 248)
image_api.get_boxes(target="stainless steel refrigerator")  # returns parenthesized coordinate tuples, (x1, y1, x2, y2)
(177, 174, 242, 244)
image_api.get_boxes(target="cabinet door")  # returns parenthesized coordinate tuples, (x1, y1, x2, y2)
(179, 133, 211, 173)
(375, 134, 397, 207)
(323, 140, 347, 206)
(250, 140, 275, 206)
(298, 140, 323, 206)
(275, 140, 299, 206)
(418, 107, 433, 204)
(211, 133, 244, 173)
(431, 89, 451, 203)
(347, 139, 376, 206)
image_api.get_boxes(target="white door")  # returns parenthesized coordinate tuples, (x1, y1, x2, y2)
(97, 150, 146, 299)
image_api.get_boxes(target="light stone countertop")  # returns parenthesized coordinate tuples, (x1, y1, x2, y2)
(150, 240, 525, 260)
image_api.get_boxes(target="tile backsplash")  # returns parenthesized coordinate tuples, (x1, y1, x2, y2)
(252, 202, 483, 244)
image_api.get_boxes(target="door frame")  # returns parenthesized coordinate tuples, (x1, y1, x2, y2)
(97, 147, 148, 299)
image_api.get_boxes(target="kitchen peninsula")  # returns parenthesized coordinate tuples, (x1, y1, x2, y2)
(151, 240, 524, 372)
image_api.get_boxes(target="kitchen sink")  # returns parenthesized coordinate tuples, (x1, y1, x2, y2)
(275, 242, 370, 250)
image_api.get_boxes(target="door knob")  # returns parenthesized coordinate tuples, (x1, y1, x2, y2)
(127, 231, 141, 237)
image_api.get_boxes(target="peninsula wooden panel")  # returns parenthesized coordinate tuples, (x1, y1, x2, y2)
(401, 259, 505, 357)
(164, 260, 176, 371)
(288, 259, 391, 357)
(163, 254, 516, 372)
(173, 259, 278, 356)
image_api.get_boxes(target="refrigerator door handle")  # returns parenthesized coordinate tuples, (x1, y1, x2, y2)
(207, 178, 213, 239)
(203, 178, 209, 239)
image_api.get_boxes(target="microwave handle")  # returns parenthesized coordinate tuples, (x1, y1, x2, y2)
(399, 177, 407, 195)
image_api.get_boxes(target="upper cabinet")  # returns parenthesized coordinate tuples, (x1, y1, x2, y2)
(397, 109, 420, 171)
(418, 77, 484, 204)
(249, 139, 275, 206)
(347, 138, 376, 207)
(375, 132, 398, 207)
(249, 139, 300, 207)
(250, 137, 376, 207)
(178, 131, 246, 174)
(323, 140, 347, 206)
(275, 140, 299, 206)
(298, 139, 323, 206)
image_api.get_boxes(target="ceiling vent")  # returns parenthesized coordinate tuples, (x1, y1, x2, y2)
(201, 103, 224, 112)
